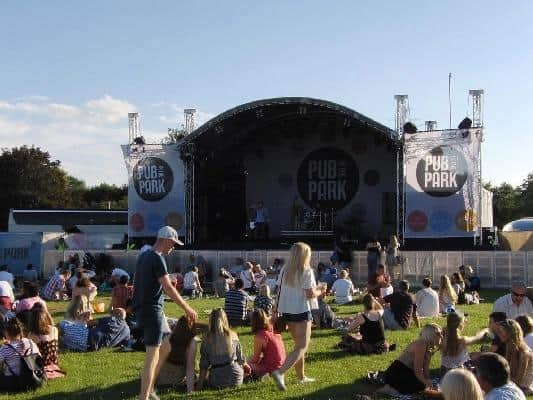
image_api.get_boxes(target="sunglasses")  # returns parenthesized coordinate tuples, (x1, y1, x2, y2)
(512, 291, 526, 297)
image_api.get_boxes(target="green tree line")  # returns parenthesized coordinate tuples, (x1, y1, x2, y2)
(485, 173, 533, 229)
(0, 146, 127, 230)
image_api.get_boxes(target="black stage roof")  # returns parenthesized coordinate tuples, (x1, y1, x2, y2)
(180, 97, 398, 154)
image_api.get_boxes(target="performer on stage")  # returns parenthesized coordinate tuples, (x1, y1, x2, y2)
(254, 201, 270, 240)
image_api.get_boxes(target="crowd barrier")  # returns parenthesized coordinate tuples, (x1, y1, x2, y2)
(41, 249, 533, 289)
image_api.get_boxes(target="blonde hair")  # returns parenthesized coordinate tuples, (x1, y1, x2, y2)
(440, 369, 483, 400)
(65, 294, 90, 321)
(440, 275, 458, 303)
(442, 312, 465, 357)
(206, 308, 237, 357)
(284, 242, 312, 287)
(259, 284, 271, 298)
(419, 323, 442, 349)
(501, 319, 531, 385)
(390, 235, 399, 248)
(339, 269, 348, 279)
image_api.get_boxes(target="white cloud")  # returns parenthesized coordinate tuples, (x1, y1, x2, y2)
(0, 95, 215, 186)
(0, 95, 137, 186)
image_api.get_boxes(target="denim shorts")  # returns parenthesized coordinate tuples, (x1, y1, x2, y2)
(137, 310, 170, 346)
(281, 311, 313, 322)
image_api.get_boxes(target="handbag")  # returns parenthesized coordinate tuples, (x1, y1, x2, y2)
(272, 270, 287, 331)
(6, 341, 46, 391)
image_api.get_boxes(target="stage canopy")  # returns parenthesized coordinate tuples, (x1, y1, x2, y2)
(178, 97, 400, 246)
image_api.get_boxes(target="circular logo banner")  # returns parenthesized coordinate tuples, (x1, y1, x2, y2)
(133, 157, 174, 202)
(416, 146, 468, 197)
(297, 147, 359, 210)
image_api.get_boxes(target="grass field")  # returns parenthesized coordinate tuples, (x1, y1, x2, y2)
(1, 290, 530, 400)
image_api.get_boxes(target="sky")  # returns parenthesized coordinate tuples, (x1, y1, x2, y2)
(1, 1, 532, 187)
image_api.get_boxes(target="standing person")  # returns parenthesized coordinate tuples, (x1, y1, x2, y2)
(493, 283, 533, 319)
(271, 242, 325, 391)
(385, 235, 400, 271)
(366, 237, 381, 283)
(440, 369, 483, 400)
(132, 226, 198, 400)
(474, 353, 526, 400)
(254, 201, 270, 240)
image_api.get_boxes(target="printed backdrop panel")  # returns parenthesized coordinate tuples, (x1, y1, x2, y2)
(122, 144, 185, 237)
(404, 128, 482, 238)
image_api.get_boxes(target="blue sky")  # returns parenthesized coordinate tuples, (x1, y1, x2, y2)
(1, 1, 531, 186)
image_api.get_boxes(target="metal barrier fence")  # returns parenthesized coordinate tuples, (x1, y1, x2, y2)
(42, 250, 533, 289)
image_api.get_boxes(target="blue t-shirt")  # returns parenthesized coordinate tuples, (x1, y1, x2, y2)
(132, 250, 168, 314)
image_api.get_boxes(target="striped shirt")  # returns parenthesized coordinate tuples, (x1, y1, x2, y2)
(42, 275, 66, 300)
(0, 338, 40, 376)
(59, 320, 89, 351)
(224, 289, 248, 325)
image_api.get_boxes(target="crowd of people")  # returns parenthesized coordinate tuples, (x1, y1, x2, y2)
(0, 229, 531, 400)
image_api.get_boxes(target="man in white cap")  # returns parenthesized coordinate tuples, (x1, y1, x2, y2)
(133, 226, 197, 400)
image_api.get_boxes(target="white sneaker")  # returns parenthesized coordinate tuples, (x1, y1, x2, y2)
(298, 376, 316, 384)
(271, 370, 287, 391)
(149, 391, 160, 400)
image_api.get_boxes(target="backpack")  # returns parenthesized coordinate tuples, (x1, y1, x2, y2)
(6, 341, 46, 391)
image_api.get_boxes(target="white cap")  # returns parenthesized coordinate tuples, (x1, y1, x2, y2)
(157, 226, 184, 246)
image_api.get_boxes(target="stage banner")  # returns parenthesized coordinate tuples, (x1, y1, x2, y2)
(404, 128, 482, 238)
(122, 144, 185, 238)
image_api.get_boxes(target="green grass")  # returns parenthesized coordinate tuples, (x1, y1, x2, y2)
(1, 290, 530, 400)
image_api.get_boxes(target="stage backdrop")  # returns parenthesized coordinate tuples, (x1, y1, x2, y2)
(404, 128, 483, 238)
(122, 144, 185, 238)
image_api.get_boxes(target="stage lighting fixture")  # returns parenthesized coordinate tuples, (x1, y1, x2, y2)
(458, 117, 472, 130)
(133, 136, 146, 145)
(403, 122, 417, 134)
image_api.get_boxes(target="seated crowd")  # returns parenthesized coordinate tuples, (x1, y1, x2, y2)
(0, 248, 532, 400)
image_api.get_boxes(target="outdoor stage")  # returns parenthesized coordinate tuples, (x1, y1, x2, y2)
(123, 96, 492, 251)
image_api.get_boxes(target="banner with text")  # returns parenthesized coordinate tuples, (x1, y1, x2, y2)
(404, 128, 482, 238)
(122, 144, 185, 238)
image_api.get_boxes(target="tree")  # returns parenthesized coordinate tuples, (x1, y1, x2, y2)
(82, 183, 128, 209)
(67, 175, 87, 208)
(0, 146, 72, 230)
(486, 182, 523, 228)
(520, 173, 533, 218)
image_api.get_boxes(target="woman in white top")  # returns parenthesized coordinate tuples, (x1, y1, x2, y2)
(440, 312, 487, 375)
(271, 242, 325, 391)
(330, 270, 355, 305)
